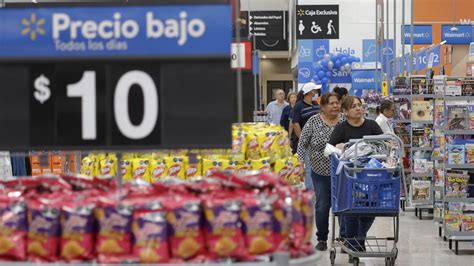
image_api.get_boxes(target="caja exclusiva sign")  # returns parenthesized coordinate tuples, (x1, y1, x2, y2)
(0, 5, 231, 59)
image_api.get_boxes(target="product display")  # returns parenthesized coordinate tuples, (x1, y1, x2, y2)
(0, 172, 314, 263)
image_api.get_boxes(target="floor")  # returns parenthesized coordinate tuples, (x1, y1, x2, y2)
(313, 211, 474, 265)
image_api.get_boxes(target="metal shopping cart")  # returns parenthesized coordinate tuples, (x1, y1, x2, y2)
(329, 134, 407, 266)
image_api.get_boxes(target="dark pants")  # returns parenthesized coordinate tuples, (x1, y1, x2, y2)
(342, 216, 375, 251)
(311, 171, 331, 242)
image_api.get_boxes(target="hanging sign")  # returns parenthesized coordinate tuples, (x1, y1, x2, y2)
(295, 5, 339, 39)
(441, 25, 474, 44)
(403, 25, 433, 44)
(248, 11, 285, 39)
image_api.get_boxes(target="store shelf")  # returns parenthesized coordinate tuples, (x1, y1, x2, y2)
(443, 197, 474, 203)
(412, 120, 434, 124)
(404, 144, 411, 148)
(445, 130, 474, 135)
(446, 231, 474, 238)
(446, 164, 474, 169)
(412, 147, 433, 151)
(412, 94, 436, 98)
(444, 96, 474, 101)
(411, 172, 432, 178)
(433, 156, 444, 161)
(393, 119, 411, 123)
(393, 94, 412, 98)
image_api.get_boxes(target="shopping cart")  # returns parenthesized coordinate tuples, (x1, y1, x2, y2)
(329, 134, 407, 266)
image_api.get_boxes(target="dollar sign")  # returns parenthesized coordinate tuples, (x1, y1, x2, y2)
(34, 74, 51, 104)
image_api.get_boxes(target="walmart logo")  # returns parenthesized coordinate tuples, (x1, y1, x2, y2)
(297, 9, 305, 16)
(21, 13, 45, 41)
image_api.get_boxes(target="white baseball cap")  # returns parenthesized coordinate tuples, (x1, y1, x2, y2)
(301, 83, 322, 95)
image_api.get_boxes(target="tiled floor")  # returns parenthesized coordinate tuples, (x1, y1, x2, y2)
(313, 212, 474, 265)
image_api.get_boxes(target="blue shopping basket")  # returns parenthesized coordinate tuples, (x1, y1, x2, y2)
(330, 153, 400, 215)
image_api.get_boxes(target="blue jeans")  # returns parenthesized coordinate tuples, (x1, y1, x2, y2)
(311, 172, 331, 241)
(304, 153, 314, 191)
(342, 216, 375, 251)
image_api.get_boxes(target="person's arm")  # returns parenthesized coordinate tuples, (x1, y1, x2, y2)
(288, 122, 294, 139)
(296, 118, 314, 161)
(293, 123, 302, 139)
(291, 105, 303, 138)
(280, 106, 289, 129)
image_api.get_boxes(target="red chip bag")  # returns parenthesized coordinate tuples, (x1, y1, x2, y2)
(26, 193, 63, 262)
(60, 195, 95, 262)
(0, 192, 27, 261)
(272, 196, 292, 251)
(203, 192, 247, 259)
(301, 190, 315, 246)
(289, 190, 305, 252)
(241, 194, 276, 255)
(95, 195, 133, 262)
(132, 202, 170, 263)
(164, 194, 205, 260)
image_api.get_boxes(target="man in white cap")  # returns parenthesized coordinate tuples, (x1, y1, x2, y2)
(291, 82, 321, 190)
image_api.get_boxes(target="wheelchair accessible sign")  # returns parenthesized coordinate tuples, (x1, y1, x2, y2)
(0, 5, 231, 59)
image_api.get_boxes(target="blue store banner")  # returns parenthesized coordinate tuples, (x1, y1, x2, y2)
(0, 5, 231, 59)
(362, 39, 394, 64)
(441, 25, 473, 44)
(403, 25, 433, 44)
(351, 69, 380, 97)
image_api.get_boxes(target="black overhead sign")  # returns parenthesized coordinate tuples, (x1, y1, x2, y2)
(296, 5, 339, 39)
(248, 11, 286, 39)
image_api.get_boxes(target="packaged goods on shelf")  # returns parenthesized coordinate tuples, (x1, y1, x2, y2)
(0, 172, 314, 263)
(79, 123, 301, 185)
(445, 172, 470, 198)
(412, 101, 433, 121)
(412, 180, 431, 201)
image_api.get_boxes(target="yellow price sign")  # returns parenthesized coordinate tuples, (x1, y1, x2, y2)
(382, 81, 388, 96)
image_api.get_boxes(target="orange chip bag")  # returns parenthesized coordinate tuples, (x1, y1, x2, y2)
(164, 156, 185, 179)
(164, 194, 205, 260)
(0, 193, 27, 261)
(203, 192, 247, 259)
(241, 195, 276, 255)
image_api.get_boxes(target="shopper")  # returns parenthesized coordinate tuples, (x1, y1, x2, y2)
(266, 89, 288, 125)
(297, 92, 345, 251)
(280, 92, 298, 153)
(328, 96, 383, 259)
(375, 100, 395, 134)
(333, 86, 349, 101)
(292, 82, 321, 190)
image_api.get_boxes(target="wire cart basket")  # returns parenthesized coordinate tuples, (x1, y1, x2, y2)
(329, 134, 407, 266)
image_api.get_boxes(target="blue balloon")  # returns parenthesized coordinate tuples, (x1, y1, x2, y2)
(315, 80, 322, 85)
(313, 75, 320, 81)
(314, 65, 322, 72)
(326, 71, 332, 78)
(321, 59, 328, 68)
(318, 70, 326, 79)
(322, 77, 329, 84)
(334, 60, 342, 68)
(355, 57, 361, 62)
(341, 57, 348, 65)
(330, 54, 337, 62)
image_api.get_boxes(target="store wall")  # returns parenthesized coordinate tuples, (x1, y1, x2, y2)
(414, 0, 474, 76)
(240, 0, 288, 11)
(260, 58, 293, 105)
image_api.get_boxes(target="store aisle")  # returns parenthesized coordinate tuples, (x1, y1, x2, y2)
(314, 212, 474, 265)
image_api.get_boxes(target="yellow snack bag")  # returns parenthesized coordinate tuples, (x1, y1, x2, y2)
(202, 158, 223, 177)
(236, 160, 252, 175)
(121, 159, 133, 182)
(246, 133, 260, 160)
(80, 157, 95, 177)
(232, 130, 247, 157)
(274, 158, 291, 179)
(164, 156, 185, 179)
(100, 155, 117, 178)
(256, 130, 278, 162)
(132, 158, 151, 182)
(250, 157, 271, 173)
(219, 158, 233, 173)
(149, 159, 167, 183)
(289, 156, 303, 185)
(185, 156, 202, 179)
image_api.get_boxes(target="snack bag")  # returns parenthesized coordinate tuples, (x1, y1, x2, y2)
(241, 195, 275, 255)
(272, 196, 292, 251)
(185, 155, 202, 179)
(100, 155, 117, 178)
(232, 129, 247, 157)
(256, 130, 278, 162)
(60, 198, 95, 262)
(26, 194, 62, 262)
(250, 157, 271, 173)
(95, 197, 133, 261)
(121, 159, 133, 182)
(132, 203, 170, 263)
(149, 159, 167, 183)
(236, 160, 252, 175)
(203, 193, 247, 259)
(80, 157, 95, 177)
(289, 191, 305, 251)
(224, 159, 240, 174)
(165, 195, 205, 260)
(132, 158, 151, 182)
(164, 156, 186, 179)
(274, 158, 291, 179)
(246, 133, 260, 160)
(289, 156, 304, 184)
(0, 194, 27, 261)
(202, 158, 223, 177)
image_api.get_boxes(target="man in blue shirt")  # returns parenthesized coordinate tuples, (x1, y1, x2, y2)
(266, 89, 289, 125)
